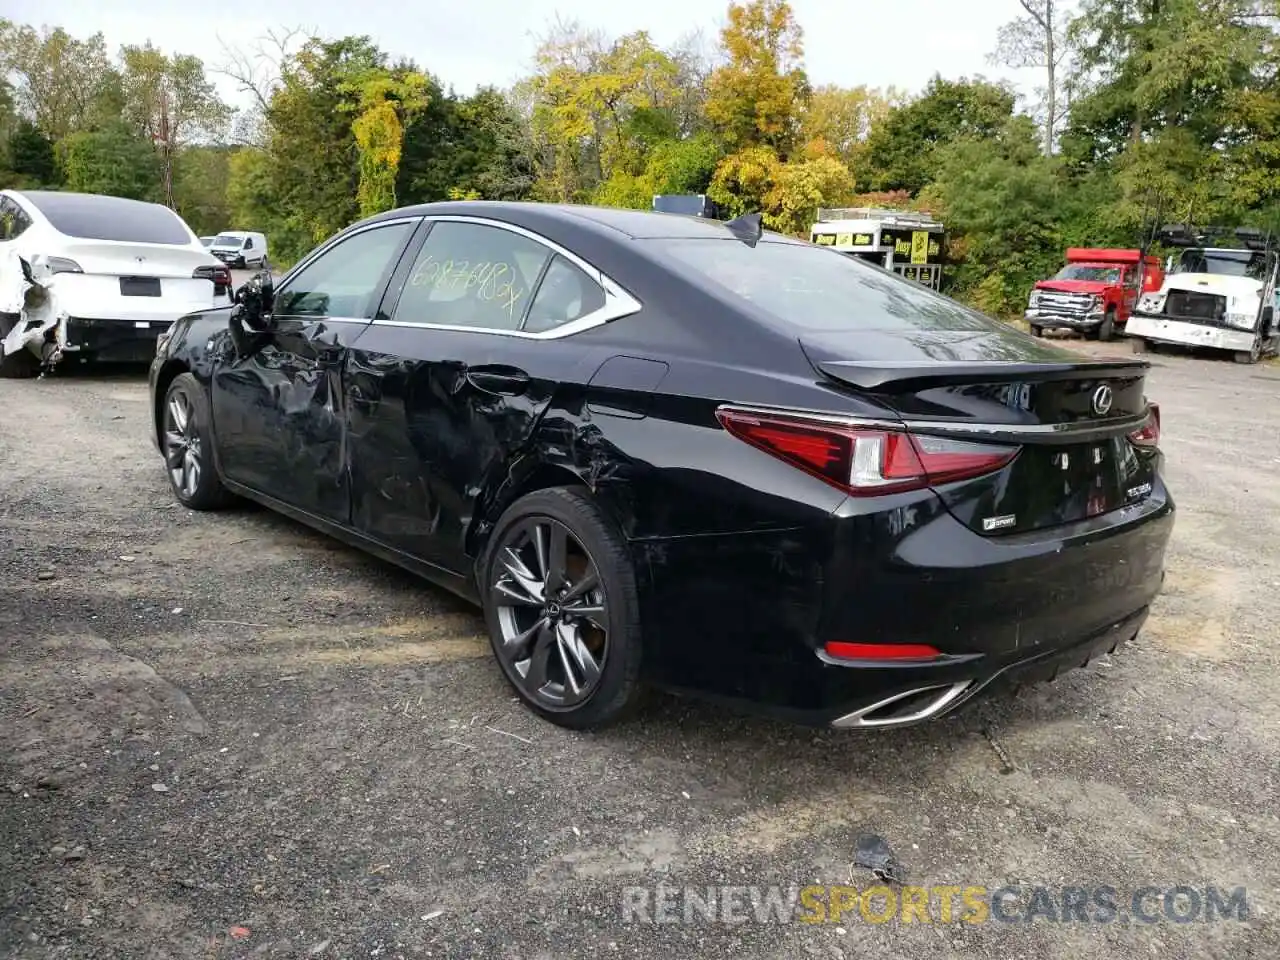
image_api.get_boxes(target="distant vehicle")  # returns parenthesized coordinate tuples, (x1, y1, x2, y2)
(1127, 225, 1280, 364)
(809, 208, 945, 291)
(208, 230, 268, 269)
(147, 200, 1171, 731)
(1025, 248, 1164, 341)
(199, 236, 215, 247)
(0, 190, 232, 377)
(651, 195, 720, 219)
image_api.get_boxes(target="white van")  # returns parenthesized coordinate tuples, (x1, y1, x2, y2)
(208, 231, 268, 269)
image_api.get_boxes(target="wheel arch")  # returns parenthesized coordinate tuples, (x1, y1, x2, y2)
(152, 358, 191, 447)
(466, 459, 589, 570)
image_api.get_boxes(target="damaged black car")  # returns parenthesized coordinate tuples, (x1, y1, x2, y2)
(148, 201, 1174, 730)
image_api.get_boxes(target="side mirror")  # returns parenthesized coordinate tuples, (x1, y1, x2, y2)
(232, 269, 275, 331)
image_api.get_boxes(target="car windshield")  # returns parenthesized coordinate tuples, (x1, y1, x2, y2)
(213, 234, 243, 245)
(1053, 264, 1122, 283)
(646, 238, 1000, 332)
(1176, 249, 1268, 280)
(23, 191, 192, 245)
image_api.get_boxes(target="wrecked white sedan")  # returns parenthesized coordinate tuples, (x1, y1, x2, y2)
(0, 190, 233, 377)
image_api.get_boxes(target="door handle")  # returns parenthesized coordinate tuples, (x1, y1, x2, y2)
(465, 365, 530, 395)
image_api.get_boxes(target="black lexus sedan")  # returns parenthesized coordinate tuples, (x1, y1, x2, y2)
(148, 201, 1173, 730)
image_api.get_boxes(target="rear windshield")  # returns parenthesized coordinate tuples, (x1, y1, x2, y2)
(23, 192, 192, 245)
(214, 233, 244, 245)
(648, 238, 993, 331)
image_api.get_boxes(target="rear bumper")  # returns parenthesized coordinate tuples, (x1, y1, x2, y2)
(634, 485, 1174, 727)
(62, 316, 168, 363)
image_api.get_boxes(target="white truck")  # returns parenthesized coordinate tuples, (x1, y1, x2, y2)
(208, 230, 269, 269)
(1126, 226, 1280, 364)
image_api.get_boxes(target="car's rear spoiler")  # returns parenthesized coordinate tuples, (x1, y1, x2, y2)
(815, 358, 1151, 393)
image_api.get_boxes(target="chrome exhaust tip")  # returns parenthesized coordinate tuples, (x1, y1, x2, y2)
(830, 680, 973, 729)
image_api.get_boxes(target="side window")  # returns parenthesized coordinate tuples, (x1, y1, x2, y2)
(244, 237, 254, 250)
(524, 255, 606, 333)
(275, 222, 414, 319)
(0, 198, 31, 242)
(391, 221, 553, 330)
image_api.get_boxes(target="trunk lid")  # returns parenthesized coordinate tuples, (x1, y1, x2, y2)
(800, 329, 1157, 536)
(57, 241, 213, 279)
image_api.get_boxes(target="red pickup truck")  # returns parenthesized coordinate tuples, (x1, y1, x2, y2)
(1024, 248, 1164, 340)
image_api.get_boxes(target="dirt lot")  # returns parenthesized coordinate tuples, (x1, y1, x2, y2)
(2, 340, 1279, 959)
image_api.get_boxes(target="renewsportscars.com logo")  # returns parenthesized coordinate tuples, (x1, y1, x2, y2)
(620, 884, 1250, 926)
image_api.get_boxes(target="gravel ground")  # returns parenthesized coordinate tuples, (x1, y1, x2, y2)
(1, 338, 1278, 959)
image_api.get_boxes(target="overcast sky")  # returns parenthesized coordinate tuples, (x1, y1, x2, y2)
(18, 0, 1036, 109)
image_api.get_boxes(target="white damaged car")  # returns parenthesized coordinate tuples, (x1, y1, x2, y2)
(0, 190, 233, 377)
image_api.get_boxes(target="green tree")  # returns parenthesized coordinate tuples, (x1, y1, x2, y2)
(261, 36, 382, 245)
(340, 66, 430, 217)
(0, 21, 118, 139)
(1062, 0, 1277, 225)
(708, 143, 854, 235)
(859, 75, 1018, 194)
(704, 0, 808, 156)
(798, 84, 900, 166)
(921, 116, 1066, 315)
(7, 119, 58, 185)
(528, 22, 682, 200)
(120, 43, 230, 208)
(57, 120, 161, 199)
(173, 145, 232, 233)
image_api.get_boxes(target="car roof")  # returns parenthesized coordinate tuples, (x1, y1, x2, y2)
(14, 189, 172, 216)
(363, 200, 804, 244)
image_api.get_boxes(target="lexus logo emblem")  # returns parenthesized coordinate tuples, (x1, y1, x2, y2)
(1091, 384, 1113, 416)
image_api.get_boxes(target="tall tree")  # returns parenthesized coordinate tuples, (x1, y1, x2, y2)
(57, 120, 161, 199)
(799, 84, 900, 166)
(7, 119, 58, 184)
(120, 44, 230, 207)
(859, 75, 1018, 194)
(340, 67, 430, 217)
(704, 0, 808, 156)
(988, 0, 1075, 154)
(528, 21, 682, 200)
(0, 22, 117, 139)
(173, 145, 233, 234)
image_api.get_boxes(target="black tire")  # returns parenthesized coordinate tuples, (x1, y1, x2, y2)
(1030, 325, 1044, 338)
(1233, 340, 1261, 364)
(0, 314, 41, 378)
(0, 346, 40, 378)
(480, 486, 644, 730)
(1097, 309, 1116, 342)
(161, 373, 233, 510)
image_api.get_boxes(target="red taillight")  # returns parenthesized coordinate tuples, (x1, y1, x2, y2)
(1128, 402, 1161, 448)
(715, 407, 1018, 496)
(825, 641, 941, 661)
(194, 265, 232, 289)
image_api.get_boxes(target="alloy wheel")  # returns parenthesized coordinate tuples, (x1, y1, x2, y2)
(491, 517, 608, 709)
(163, 389, 202, 499)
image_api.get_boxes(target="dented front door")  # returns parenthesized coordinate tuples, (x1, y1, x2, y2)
(209, 219, 419, 523)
